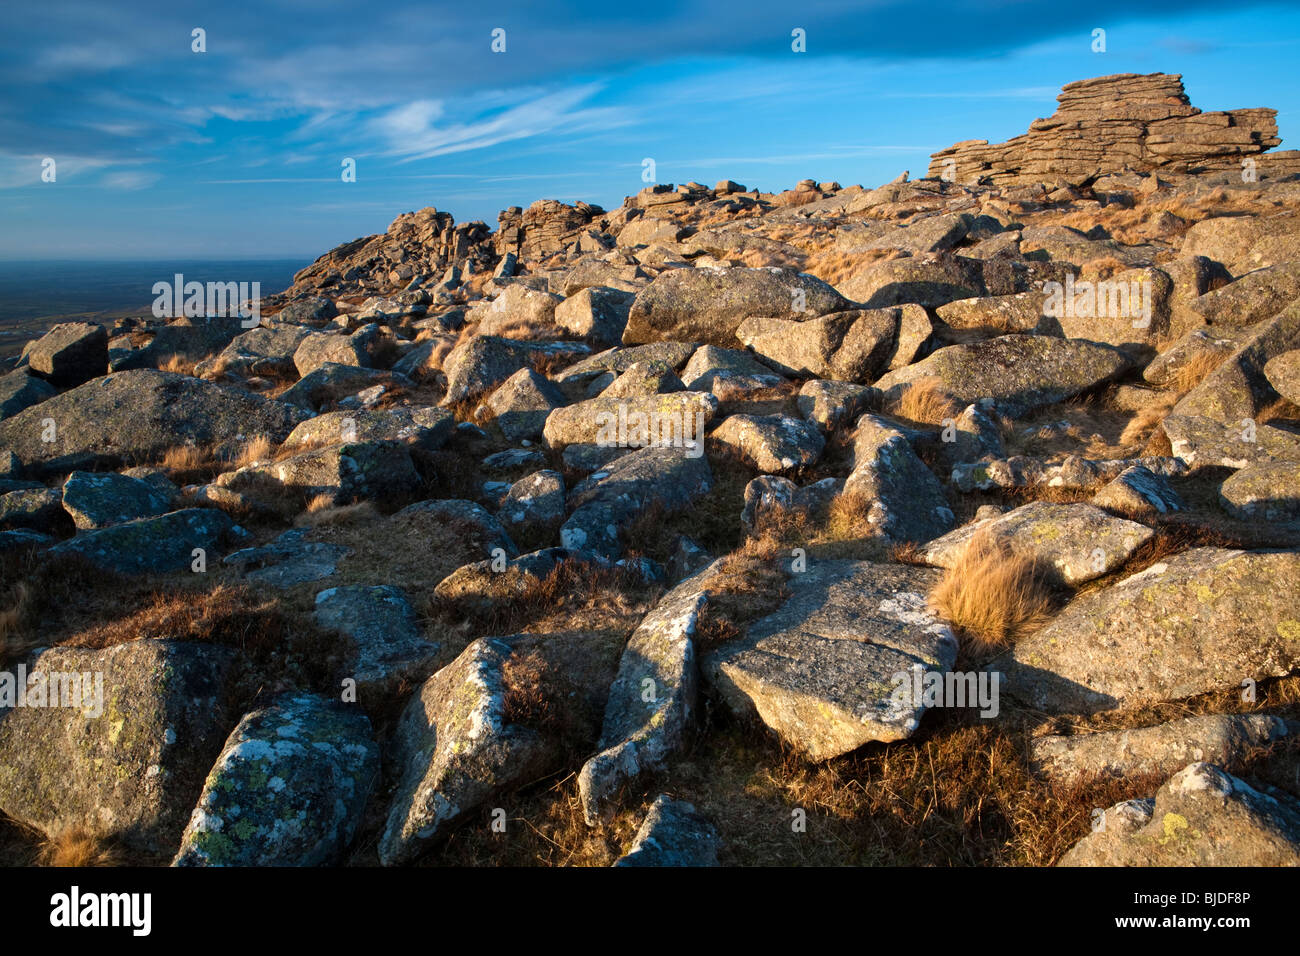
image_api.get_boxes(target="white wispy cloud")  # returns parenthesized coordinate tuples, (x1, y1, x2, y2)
(369, 84, 629, 161)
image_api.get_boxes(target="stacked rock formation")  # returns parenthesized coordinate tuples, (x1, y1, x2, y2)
(496, 199, 607, 261)
(289, 207, 495, 296)
(927, 73, 1300, 186)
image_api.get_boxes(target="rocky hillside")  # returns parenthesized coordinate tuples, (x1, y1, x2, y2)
(2, 71, 1300, 867)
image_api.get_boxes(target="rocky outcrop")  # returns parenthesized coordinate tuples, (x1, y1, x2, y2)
(928, 73, 1290, 186)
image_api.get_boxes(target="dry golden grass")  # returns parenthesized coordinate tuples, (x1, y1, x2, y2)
(1118, 397, 1178, 449)
(1168, 349, 1229, 396)
(0, 582, 36, 663)
(158, 442, 216, 476)
(1258, 396, 1300, 425)
(802, 246, 902, 289)
(158, 354, 196, 375)
(1078, 255, 1128, 280)
(928, 530, 1054, 654)
(230, 434, 277, 470)
(1050, 188, 1284, 245)
(691, 541, 791, 655)
(39, 826, 120, 867)
(294, 499, 381, 528)
(413, 711, 1175, 867)
(825, 490, 874, 542)
(887, 377, 959, 425)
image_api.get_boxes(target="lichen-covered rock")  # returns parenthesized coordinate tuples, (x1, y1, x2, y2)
(542, 390, 717, 451)
(0, 528, 52, 553)
(49, 507, 231, 573)
(1059, 762, 1300, 866)
(282, 406, 453, 452)
(679, 345, 783, 396)
(25, 321, 108, 386)
(935, 399, 1006, 470)
(740, 475, 838, 529)
(1031, 713, 1290, 784)
(703, 560, 959, 760)
(173, 694, 378, 866)
(497, 469, 565, 538)
(293, 327, 377, 377)
(578, 563, 716, 824)
(0, 369, 309, 476)
(710, 414, 825, 474)
(552, 342, 697, 389)
(1143, 325, 1245, 388)
(60, 470, 172, 530)
(613, 795, 720, 866)
(441, 336, 588, 406)
(951, 454, 1188, 492)
(433, 548, 599, 608)
(560, 445, 712, 558)
(622, 266, 850, 346)
(276, 363, 407, 412)
(1091, 464, 1185, 515)
(834, 251, 985, 309)
(233, 440, 420, 504)
(998, 548, 1300, 714)
(0, 639, 240, 856)
(599, 360, 685, 398)
(224, 528, 351, 588)
(1188, 262, 1300, 329)
(0, 487, 64, 532)
(797, 380, 878, 431)
(379, 629, 622, 865)
(483, 367, 568, 441)
(1162, 303, 1300, 468)
(195, 324, 312, 381)
(736, 308, 897, 382)
(555, 286, 636, 345)
(378, 636, 559, 865)
(470, 283, 563, 338)
(920, 501, 1153, 586)
(114, 317, 247, 373)
(936, 292, 1048, 333)
(1218, 459, 1300, 521)
(843, 416, 955, 542)
(314, 586, 440, 702)
(874, 334, 1130, 416)
(1264, 349, 1300, 406)
(0, 370, 56, 420)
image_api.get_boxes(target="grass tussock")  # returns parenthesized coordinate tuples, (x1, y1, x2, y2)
(39, 826, 121, 868)
(231, 434, 278, 470)
(158, 443, 219, 482)
(802, 247, 902, 289)
(888, 377, 959, 426)
(1168, 349, 1229, 396)
(1118, 397, 1178, 450)
(928, 530, 1055, 654)
(0, 582, 37, 664)
(427, 559, 652, 650)
(691, 538, 791, 654)
(158, 354, 196, 376)
(294, 497, 381, 528)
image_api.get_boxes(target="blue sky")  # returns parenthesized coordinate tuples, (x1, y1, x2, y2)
(2, 1, 1299, 261)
